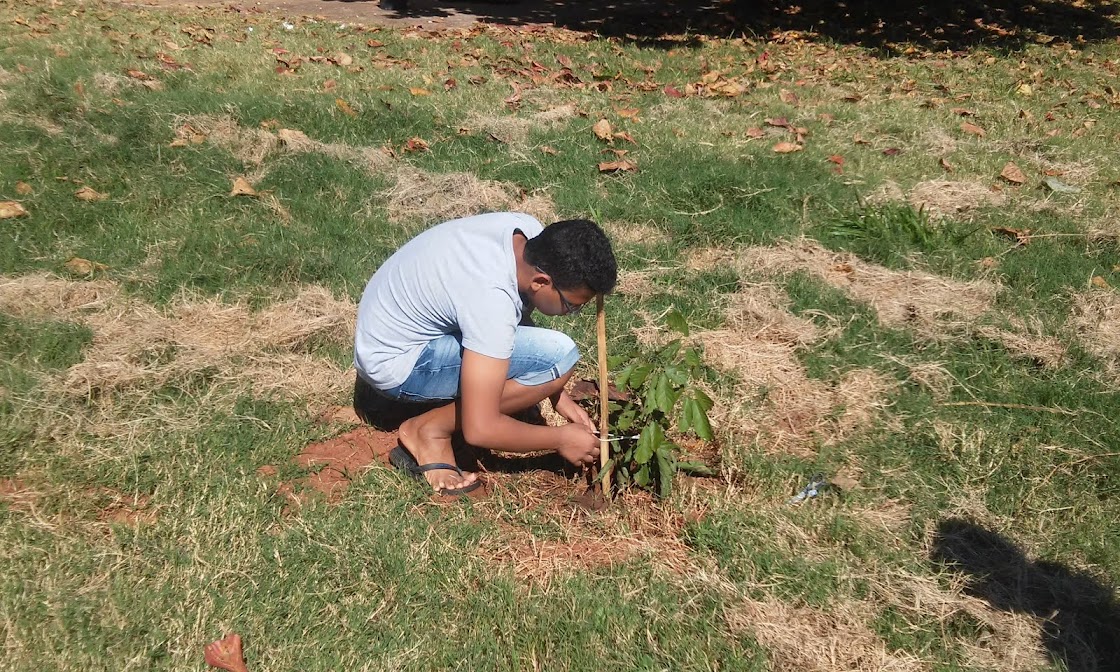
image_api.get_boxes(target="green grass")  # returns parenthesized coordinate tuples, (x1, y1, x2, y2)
(3, 0, 1120, 669)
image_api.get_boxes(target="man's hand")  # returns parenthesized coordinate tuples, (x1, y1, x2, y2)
(554, 391, 596, 434)
(555, 423, 600, 468)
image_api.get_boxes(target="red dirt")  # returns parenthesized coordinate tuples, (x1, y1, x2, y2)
(265, 426, 398, 505)
(97, 492, 157, 525)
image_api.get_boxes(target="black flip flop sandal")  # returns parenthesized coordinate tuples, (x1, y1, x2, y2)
(389, 445, 483, 497)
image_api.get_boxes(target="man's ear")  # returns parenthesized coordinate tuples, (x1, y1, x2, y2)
(529, 269, 552, 292)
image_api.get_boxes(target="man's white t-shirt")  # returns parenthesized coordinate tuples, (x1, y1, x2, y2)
(354, 212, 545, 390)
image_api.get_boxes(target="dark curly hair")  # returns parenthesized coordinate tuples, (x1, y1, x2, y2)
(524, 219, 617, 294)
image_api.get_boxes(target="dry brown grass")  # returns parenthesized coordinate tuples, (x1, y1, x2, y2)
(613, 269, 659, 298)
(975, 324, 1068, 370)
(685, 247, 737, 272)
(174, 114, 278, 165)
(1, 273, 355, 411)
(695, 284, 894, 455)
(601, 219, 670, 249)
(1070, 288, 1120, 373)
(64, 285, 354, 401)
(0, 273, 119, 317)
(386, 170, 555, 225)
(276, 127, 395, 174)
(872, 572, 1048, 672)
(740, 239, 999, 338)
(724, 597, 925, 672)
(475, 474, 696, 585)
(907, 180, 1005, 219)
(465, 104, 577, 145)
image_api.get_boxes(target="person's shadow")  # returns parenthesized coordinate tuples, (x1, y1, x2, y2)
(931, 518, 1120, 672)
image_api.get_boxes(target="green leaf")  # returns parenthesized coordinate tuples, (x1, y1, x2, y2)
(684, 347, 702, 368)
(666, 310, 690, 336)
(692, 389, 714, 413)
(654, 374, 680, 414)
(630, 363, 653, 390)
(657, 452, 674, 498)
(676, 460, 715, 476)
(658, 339, 682, 362)
(664, 364, 688, 385)
(678, 396, 696, 434)
(692, 408, 713, 441)
(635, 424, 656, 463)
(615, 362, 635, 390)
(635, 463, 651, 487)
(616, 407, 638, 432)
(596, 458, 615, 482)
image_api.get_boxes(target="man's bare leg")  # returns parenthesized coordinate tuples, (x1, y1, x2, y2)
(398, 371, 572, 492)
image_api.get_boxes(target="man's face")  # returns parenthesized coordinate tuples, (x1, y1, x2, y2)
(531, 268, 596, 316)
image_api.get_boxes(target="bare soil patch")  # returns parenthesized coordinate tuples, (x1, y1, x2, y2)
(269, 425, 399, 504)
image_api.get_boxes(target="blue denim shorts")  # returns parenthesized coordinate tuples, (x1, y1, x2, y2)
(380, 327, 580, 403)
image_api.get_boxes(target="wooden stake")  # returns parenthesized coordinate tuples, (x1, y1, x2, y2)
(596, 294, 611, 497)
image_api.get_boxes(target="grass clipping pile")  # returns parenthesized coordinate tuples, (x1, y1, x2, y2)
(0, 273, 355, 404)
(695, 283, 894, 455)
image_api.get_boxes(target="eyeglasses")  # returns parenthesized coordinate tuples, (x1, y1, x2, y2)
(536, 266, 585, 315)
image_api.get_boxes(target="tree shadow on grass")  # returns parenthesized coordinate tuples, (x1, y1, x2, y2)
(930, 518, 1120, 672)
(358, 0, 1119, 51)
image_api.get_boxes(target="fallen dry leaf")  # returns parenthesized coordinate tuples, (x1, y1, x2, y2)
(335, 52, 353, 67)
(614, 131, 636, 144)
(999, 162, 1027, 184)
(779, 88, 799, 105)
(403, 137, 429, 152)
(745, 127, 765, 139)
(335, 98, 358, 117)
(64, 256, 108, 275)
(592, 118, 613, 142)
(616, 107, 640, 120)
(444, 78, 457, 91)
(940, 157, 953, 172)
(766, 117, 790, 128)
(504, 83, 522, 109)
(125, 69, 150, 80)
(663, 85, 683, 98)
(169, 138, 189, 148)
(598, 159, 637, 173)
(322, 78, 337, 91)
(540, 145, 559, 155)
(409, 87, 430, 96)
(827, 155, 844, 173)
(961, 121, 986, 137)
(882, 147, 901, 156)
(75, 186, 107, 202)
(229, 177, 257, 197)
(1091, 276, 1110, 289)
(0, 201, 29, 218)
(992, 226, 1031, 246)
(15, 181, 32, 195)
(772, 142, 802, 154)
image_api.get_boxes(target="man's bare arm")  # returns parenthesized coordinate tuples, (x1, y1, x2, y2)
(458, 349, 562, 453)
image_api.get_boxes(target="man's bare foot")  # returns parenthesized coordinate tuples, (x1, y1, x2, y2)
(204, 633, 249, 672)
(398, 417, 479, 493)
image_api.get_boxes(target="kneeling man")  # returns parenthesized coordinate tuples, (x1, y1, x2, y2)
(353, 212, 617, 495)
